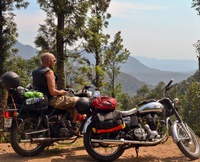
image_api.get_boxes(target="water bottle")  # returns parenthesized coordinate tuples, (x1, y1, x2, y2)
(94, 90, 100, 97)
(26, 97, 40, 105)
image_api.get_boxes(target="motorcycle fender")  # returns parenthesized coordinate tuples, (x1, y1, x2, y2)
(165, 117, 170, 131)
(82, 116, 92, 134)
(171, 120, 180, 143)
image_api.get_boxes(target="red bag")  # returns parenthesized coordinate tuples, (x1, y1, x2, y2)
(92, 96, 117, 111)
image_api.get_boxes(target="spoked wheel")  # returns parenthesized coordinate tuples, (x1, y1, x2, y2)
(83, 124, 125, 162)
(175, 122, 200, 160)
(10, 118, 46, 157)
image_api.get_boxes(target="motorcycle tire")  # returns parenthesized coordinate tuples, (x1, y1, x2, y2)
(10, 119, 46, 157)
(175, 122, 200, 160)
(83, 124, 125, 162)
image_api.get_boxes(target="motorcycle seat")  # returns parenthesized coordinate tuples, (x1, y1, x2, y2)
(117, 108, 137, 117)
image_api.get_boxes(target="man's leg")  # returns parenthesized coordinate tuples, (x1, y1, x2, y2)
(71, 97, 80, 134)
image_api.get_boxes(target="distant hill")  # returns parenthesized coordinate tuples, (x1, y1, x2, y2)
(116, 72, 151, 96)
(15, 42, 38, 59)
(120, 56, 193, 86)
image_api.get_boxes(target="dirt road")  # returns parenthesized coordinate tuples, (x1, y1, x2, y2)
(0, 137, 199, 162)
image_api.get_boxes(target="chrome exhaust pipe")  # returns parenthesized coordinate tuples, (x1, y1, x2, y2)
(32, 138, 52, 143)
(20, 138, 51, 143)
(20, 136, 77, 143)
(91, 134, 168, 146)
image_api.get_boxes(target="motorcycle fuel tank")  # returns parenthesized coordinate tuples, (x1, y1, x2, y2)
(138, 102, 164, 114)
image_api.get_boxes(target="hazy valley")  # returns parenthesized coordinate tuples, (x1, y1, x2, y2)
(15, 42, 197, 96)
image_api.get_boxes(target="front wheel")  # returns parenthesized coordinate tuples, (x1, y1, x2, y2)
(83, 124, 125, 162)
(174, 122, 200, 160)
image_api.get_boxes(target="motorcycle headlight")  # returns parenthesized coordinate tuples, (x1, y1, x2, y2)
(173, 98, 179, 104)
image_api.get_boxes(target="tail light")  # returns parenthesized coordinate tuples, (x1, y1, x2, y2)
(2, 109, 18, 118)
(76, 114, 86, 121)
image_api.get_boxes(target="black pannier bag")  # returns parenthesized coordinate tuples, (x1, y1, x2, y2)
(93, 110, 125, 134)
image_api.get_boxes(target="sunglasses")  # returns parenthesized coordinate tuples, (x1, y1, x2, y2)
(49, 59, 56, 63)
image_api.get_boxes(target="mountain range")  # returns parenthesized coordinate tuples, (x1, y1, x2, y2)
(134, 55, 197, 73)
(15, 42, 196, 96)
(120, 56, 194, 86)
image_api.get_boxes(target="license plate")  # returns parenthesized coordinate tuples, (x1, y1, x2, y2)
(4, 118, 13, 128)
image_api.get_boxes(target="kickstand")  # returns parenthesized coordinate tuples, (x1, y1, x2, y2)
(135, 147, 139, 157)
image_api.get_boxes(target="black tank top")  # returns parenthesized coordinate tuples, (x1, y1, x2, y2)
(32, 66, 52, 99)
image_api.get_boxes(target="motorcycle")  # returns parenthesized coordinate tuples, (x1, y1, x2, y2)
(0, 71, 92, 157)
(82, 79, 200, 161)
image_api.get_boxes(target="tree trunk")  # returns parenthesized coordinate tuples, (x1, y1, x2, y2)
(56, 12, 65, 89)
(112, 71, 115, 98)
(95, 50, 100, 89)
(0, 1, 5, 108)
(0, 0, 4, 76)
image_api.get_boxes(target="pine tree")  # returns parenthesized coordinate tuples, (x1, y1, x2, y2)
(104, 31, 130, 97)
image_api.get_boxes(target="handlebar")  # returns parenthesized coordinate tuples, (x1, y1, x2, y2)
(164, 79, 177, 92)
(64, 88, 75, 94)
(166, 79, 173, 88)
(163, 79, 178, 101)
(64, 84, 94, 97)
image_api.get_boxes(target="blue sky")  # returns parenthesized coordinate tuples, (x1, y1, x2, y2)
(15, 0, 200, 60)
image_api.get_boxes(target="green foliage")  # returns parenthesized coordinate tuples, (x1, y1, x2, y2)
(103, 31, 130, 97)
(64, 52, 94, 88)
(83, 1, 111, 89)
(0, 0, 29, 75)
(132, 84, 151, 106)
(116, 88, 134, 111)
(132, 81, 166, 106)
(192, 0, 200, 15)
(4, 54, 40, 87)
(136, 84, 150, 97)
(146, 81, 166, 100)
(181, 82, 200, 136)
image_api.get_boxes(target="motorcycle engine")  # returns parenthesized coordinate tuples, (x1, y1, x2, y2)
(145, 114, 158, 130)
(134, 127, 148, 140)
(132, 114, 159, 141)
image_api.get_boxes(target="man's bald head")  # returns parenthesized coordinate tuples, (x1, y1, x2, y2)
(41, 52, 55, 63)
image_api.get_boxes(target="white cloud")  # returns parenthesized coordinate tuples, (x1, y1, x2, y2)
(108, 1, 168, 19)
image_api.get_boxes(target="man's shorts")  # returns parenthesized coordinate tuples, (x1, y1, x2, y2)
(49, 95, 77, 110)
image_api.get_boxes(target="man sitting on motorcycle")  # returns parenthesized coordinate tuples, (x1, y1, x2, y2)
(32, 52, 79, 134)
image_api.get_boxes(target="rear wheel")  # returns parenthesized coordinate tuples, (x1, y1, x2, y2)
(10, 118, 46, 157)
(175, 122, 200, 160)
(83, 124, 125, 161)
